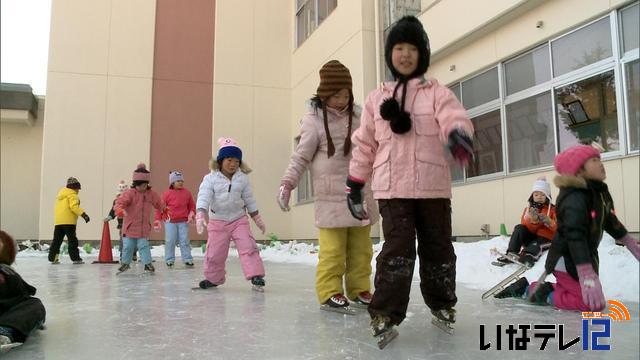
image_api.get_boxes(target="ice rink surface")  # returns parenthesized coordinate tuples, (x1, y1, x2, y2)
(5, 257, 638, 360)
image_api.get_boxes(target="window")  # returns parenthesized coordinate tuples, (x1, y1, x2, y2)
(461, 67, 499, 109)
(551, 17, 612, 77)
(294, 136, 314, 203)
(448, 7, 637, 185)
(504, 45, 551, 95)
(555, 70, 619, 152)
(467, 110, 503, 178)
(620, 3, 640, 152)
(620, 3, 639, 54)
(506, 92, 555, 171)
(296, 0, 337, 47)
(450, 83, 461, 102)
(625, 60, 640, 151)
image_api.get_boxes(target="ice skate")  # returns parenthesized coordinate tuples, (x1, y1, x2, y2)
(51, 254, 60, 265)
(116, 263, 130, 275)
(251, 276, 265, 292)
(184, 261, 194, 267)
(166, 262, 174, 268)
(0, 335, 22, 353)
(350, 291, 372, 309)
(491, 252, 517, 267)
(482, 263, 530, 299)
(192, 279, 218, 290)
(72, 259, 85, 264)
(431, 308, 456, 335)
(371, 314, 398, 349)
(144, 263, 155, 274)
(320, 294, 356, 315)
(494, 277, 529, 299)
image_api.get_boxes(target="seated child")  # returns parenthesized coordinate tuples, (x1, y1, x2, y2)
(496, 176, 557, 266)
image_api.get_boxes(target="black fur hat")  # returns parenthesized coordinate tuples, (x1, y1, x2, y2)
(384, 16, 430, 80)
(380, 16, 431, 134)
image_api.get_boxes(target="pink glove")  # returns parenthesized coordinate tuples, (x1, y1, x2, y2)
(277, 182, 293, 212)
(252, 214, 266, 234)
(196, 211, 207, 235)
(616, 234, 640, 261)
(187, 211, 195, 224)
(576, 264, 605, 311)
(115, 208, 128, 218)
(153, 220, 162, 232)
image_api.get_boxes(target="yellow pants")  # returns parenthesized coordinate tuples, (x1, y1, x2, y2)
(316, 225, 373, 304)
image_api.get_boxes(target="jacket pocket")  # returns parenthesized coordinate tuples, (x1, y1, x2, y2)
(413, 110, 439, 136)
(374, 118, 392, 141)
(371, 146, 391, 191)
(416, 150, 449, 191)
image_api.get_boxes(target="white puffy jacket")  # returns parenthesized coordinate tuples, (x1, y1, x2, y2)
(196, 170, 258, 222)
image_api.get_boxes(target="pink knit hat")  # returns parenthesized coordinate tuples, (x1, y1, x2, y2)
(554, 145, 601, 176)
(132, 163, 151, 182)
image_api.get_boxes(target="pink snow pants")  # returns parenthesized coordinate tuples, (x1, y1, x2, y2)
(204, 216, 265, 285)
(529, 271, 590, 311)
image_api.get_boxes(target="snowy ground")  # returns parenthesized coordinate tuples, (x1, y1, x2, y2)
(6, 235, 639, 359)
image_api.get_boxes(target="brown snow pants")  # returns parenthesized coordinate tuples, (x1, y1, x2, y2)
(368, 198, 457, 325)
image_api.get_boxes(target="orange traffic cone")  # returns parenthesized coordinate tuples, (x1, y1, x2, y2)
(92, 221, 119, 264)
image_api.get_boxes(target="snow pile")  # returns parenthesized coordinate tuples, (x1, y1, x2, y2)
(16, 234, 638, 302)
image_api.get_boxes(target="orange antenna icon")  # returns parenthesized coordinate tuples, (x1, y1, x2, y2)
(605, 300, 630, 321)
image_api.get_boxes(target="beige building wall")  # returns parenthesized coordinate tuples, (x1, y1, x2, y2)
(213, 0, 293, 240)
(40, 0, 156, 241)
(1, 97, 45, 239)
(287, 0, 379, 240)
(423, 0, 639, 235)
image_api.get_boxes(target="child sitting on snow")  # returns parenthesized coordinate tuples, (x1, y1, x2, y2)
(495, 177, 557, 267)
(495, 144, 639, 312)
(0, 230, 46, 352)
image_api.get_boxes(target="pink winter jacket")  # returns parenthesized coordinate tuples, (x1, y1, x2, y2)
(115, 188, 165, 239)
(349, 77, 474, 199)
(281, 101, 379, 228)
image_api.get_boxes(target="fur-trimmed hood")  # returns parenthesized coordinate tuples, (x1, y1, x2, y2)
(209, 157, 252, 174)
(553, 174, 587, 189)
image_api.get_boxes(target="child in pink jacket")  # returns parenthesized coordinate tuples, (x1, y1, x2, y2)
(346, 16, 474, 339)
(114, 163, 166, 274)
(278, 60, 379, 313)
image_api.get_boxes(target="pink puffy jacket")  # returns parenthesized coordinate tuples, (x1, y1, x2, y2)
(349, 77, 474, 199)
(115, 188, 165, 238)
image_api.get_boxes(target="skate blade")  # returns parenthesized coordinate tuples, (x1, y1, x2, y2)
(481, 265, 528, 299)
(431, 317, 455, 335)
(319, 304, 357, 315)
(349, 301, 369, 309)
(252, 285, 265, 292)
(1, 342, 23, 352)
(376, 328, 398, 349)
(491, 261, 508, 267)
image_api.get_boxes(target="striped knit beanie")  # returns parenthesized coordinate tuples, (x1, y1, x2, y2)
(316, 60, 352, 100)
(316, 60, 354, 158)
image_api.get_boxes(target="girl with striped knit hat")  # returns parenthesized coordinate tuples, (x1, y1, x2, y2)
(278, 60, 378, 313)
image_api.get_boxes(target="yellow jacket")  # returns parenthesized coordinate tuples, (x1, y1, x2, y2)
(54, 187, 85, 225)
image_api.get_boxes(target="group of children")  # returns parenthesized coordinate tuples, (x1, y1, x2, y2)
(7, 15, 638, 352)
